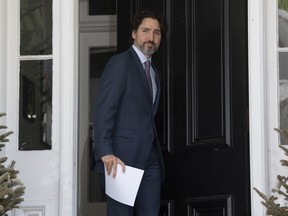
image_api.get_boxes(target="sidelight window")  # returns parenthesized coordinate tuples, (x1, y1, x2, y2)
(278, 0, 288, 143)
(19, 0, 53, 150)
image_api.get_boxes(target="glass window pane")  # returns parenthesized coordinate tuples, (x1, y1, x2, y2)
(279, 52, 288, 143)
(89, 0, 117, 15)
(278, 0, 288, 47)
(19, 60, 53, 150)
(20, 0, 52, 55)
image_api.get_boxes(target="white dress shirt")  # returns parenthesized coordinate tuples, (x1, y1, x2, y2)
(132, 45, 157, 103)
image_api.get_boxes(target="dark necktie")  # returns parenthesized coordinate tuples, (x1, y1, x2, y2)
(144, 60, 153, 97)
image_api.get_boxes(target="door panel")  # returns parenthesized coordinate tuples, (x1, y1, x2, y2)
(118, 0, 250, 215)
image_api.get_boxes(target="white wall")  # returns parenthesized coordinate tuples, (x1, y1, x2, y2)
(1, 0, 79, 215)
(0, 0, 6, 113)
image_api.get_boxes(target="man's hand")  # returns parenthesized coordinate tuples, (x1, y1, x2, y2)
(101, 154, 125, 178)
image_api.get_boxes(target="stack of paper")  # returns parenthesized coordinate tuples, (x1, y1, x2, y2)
(105, 164, 144, 206)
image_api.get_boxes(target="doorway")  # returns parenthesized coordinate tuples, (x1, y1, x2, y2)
(77, 1, 117, 215)
(78, 0, 251, 215)
(117, 1, 250, 215)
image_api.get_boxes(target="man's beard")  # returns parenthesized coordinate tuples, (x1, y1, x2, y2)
(140, 41, 158, 57)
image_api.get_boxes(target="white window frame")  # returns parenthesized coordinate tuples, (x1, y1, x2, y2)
(248, 0, 287, 214)
(266, 0, 288, 207)
(2, 0, 78, 215)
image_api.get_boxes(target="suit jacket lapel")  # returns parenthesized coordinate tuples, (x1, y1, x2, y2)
(128, 47, 154, 104)
(153, 63, 161, 115)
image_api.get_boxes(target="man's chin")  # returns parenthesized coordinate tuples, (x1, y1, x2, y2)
(146, 45, 154, 49)
(140, 47, 157, 56)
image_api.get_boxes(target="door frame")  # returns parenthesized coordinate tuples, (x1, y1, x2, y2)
(58, 0, 79, 215)
(78, 31, 117, 216)
(71, 0, 267, 215)
(248, 0, 269, 215)
(0, 0, 269, 215)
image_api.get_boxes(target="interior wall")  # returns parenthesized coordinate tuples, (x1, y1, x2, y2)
(78, 0, 117, 215)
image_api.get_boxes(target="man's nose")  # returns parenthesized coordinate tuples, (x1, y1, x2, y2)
(148, 32, 154, 41)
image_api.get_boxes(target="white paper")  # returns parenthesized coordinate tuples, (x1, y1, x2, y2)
(105, 164, 144, 206)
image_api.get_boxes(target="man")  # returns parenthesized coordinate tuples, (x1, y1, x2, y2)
(93, 10, 167, 216)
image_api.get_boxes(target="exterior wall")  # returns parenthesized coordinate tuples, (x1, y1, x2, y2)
(1, 0, 78, 215)
(0, 0, 6, 113)
(0, 0, 283, 215)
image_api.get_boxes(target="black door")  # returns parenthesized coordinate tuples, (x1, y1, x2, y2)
(118, 0, 250, 215)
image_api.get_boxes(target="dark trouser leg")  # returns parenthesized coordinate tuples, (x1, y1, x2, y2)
(106, 196, 133, 216)
(106, 144, 161, 216)
(134, 158, 161, 216)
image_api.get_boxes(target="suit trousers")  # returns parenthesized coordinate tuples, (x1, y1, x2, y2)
(106, 144, 161, 216)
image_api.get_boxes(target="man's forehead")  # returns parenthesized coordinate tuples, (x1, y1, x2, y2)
(139, 18, 160, 30)
(140, 18, 160, 25)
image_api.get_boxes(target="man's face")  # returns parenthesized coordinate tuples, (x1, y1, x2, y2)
(132, 18, 161, 58)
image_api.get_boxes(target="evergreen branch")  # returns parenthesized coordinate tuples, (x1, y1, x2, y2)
(8, 179, 24, 188)
(0, 144, 6, 151)
(0, 113, 24, 215)
(0, 172, 10, 185)
(0, 131, 13, 142)
(254, 129, 288, 215)
(8, 161, 16, 169)
(0, 188, 14, 199)
(0, 113, 6, 118)
(274, 128, 288, 139)
(0, 168, 18, 175)
(0, 157, 8, 164)
(280, 160, 288, 167)
(14, 186, 25, 198)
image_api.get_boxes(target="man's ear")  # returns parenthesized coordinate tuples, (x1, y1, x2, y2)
(132, 30, 136, 40)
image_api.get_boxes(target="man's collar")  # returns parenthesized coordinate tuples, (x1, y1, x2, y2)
(132, 45, 152, 64)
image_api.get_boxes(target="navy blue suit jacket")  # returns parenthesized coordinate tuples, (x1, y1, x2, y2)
(93, 46, 164, 178)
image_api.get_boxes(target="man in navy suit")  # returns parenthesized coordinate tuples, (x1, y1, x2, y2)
(93, 10, 167, 216)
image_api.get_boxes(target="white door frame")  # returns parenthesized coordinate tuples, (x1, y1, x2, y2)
(56, 0, 272, 214)
(248, 0, 269, 215)
(58, 0, 79, 215)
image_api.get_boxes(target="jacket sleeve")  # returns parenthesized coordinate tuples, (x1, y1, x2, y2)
(93, 55, 128, 161)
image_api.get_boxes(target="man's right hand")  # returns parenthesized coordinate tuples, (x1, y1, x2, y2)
(101, 155, 125, 178)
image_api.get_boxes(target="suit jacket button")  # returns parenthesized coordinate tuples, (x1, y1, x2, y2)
(149, 135, 154, 139)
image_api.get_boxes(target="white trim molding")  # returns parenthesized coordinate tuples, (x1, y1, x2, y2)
(0, 0, 7, 112)
(248, 0, 267, 215)
(58, 0, 79, 215)
(79, 1, 117, 33)
(11, 200, 52, 216)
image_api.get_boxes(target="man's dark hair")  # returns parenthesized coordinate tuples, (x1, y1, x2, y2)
(129, 10, 168, 44)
